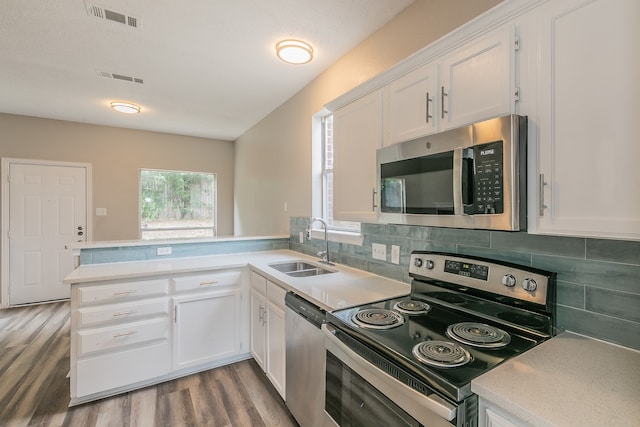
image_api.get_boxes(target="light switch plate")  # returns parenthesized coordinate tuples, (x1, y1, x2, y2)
(299, 231, 304, 243)
(391, 245, 400, 264)
(96, 207, 107, 216)
(372, 243, 386, 261)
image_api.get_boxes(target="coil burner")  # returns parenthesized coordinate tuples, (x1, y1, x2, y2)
(446, 322, 511, 349)
(352, 309, 404, 330)
(412, 340, 472, 368)
(393, 300, 431, 315)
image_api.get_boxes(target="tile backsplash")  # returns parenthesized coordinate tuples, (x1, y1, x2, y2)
(289, 217, 640, 350)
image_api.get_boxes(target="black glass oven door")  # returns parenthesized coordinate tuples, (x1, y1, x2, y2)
(326, 351, 422, 427)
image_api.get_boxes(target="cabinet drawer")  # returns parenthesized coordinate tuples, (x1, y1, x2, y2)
(75, 340, 170, 398)
(77, 278, 169, 305)
(76, 298, 169, 328)
(172, 269, 242, 293)
(77, 317, 169, 356)
(250, 271, 267, 295)
(267, 280, 286, 308)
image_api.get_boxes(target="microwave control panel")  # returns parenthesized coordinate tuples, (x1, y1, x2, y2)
(474, 141, 504, 214)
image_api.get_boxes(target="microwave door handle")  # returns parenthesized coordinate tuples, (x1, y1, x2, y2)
(452, 148, 463, 215)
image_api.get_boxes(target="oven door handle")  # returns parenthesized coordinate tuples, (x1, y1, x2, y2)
(322, 323, 457, 423)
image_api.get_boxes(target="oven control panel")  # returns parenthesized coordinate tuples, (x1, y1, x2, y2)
(410, 252, 553, 307)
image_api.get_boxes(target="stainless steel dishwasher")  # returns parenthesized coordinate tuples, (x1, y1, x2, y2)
(285, 292, 328, 427)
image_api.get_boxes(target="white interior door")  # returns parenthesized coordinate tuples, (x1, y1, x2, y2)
(8, 162, 87, 305)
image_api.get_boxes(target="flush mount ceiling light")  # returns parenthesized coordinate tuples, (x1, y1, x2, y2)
(276, 39, 313, 64)
(110, 101, 141, 114)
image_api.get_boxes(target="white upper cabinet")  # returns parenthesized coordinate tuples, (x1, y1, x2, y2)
(384, 26, 515, 145)
(440, 26, 515, 131)
(384, 63, 439, 145)
(532, 0, 640, 240)
(332, 89, 383, 222)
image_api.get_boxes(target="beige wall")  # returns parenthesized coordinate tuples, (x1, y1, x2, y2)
(0, 113, 234, 240)
(233, 0, 502, 236)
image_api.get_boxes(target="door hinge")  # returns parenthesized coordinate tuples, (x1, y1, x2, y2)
(514, 87, 520, 102)
(514, 36, 520, 52)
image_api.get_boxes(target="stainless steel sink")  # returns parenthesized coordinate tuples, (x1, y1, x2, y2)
(268, 260, 336, 277)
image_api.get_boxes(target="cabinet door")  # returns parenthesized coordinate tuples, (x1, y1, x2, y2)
(266, 300, 286, 399)
(250, 289, 267, 370)
(385, 63, 439, 144)
(333, 90, 383, 222)
(534, 0, 640, 240)
(172, 288, 241, 370)
(440, 26, 514, 130)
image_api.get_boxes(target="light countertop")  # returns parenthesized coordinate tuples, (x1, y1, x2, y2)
(64, 250, 410, 311)
(471, 331, 640, 427)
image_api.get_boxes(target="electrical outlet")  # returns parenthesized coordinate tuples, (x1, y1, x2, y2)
(372, 243, 386, 261)
(299, 231, 304, 243)
(391, 245, 400, 264)
(156, 247, 172, 256)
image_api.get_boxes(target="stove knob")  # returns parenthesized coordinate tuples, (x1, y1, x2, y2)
(414, 258, 423, 268)
(522, 278, 538, 292)
(501, 274, 516, 287)
(425, 260, 435, 270)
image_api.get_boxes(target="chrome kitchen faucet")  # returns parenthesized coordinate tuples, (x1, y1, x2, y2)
(306, 217, 334, 266)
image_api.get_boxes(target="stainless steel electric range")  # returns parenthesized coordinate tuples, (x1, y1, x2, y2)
(323, 251, 556, 427)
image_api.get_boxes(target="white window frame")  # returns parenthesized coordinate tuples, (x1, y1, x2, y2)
(311, 111, 363, 245)
(139, 168, 217, 240)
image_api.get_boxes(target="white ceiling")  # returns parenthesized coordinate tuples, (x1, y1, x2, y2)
(0, 0, 414, 140)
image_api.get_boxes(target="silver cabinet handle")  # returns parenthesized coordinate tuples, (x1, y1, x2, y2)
(425, 92, 432, 123)
(113, 290, 134, 296)
(113, 331, 136, 338)
(371, 188, 378, 211)
(199, 280, 219, 286)
(113, 310, 136, 317)
(539, 174, 548, 216)
(441, 86, 448, 118)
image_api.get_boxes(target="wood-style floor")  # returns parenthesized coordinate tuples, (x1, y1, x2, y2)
(0, 301, 299, 427)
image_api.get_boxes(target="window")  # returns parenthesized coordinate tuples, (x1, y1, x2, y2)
(321, 114, 360, 233)
(140, 169, 216, 240)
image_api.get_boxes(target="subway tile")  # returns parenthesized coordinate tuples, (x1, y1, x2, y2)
(492, 232, 585, 258)
(532, 254, 640, 294)
(586, 287, 640, 323)
(456, 246, 532, 266)
(556, 280, 584, 309)
(338, 254, 368, 271)
(366, 260, 403, 281)
(361, 222, 387, 236)
(386, 224, 427, 240)
(586, 238, 640, 265)
(429, 228, 490, 247)
(556, 305, 640, 350)
(407, 239, 457, 254)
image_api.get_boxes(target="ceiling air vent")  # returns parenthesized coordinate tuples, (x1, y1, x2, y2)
(97, 70, 144, 85)
(85, 2, 142, 29)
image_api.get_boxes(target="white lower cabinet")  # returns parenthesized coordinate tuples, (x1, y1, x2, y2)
(479, 398, 527, 427)
(249, 271, 287, 399)
(70, 268, 249, 405)
(172, 287, 242, 370)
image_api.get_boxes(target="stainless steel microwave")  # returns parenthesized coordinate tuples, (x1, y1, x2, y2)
(377, 114, 527, 231)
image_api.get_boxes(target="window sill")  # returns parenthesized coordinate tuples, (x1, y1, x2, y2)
(309, 228, 363, 246)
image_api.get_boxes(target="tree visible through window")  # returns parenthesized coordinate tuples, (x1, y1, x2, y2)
(140, 169, 216, 240)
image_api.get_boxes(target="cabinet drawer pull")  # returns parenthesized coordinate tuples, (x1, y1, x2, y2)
(113, 290, 135, 296)
(539, 174, 548, 216)
(113, 331, 136, 338)
(441, 86, 448, 118)
(113, 310, 137, 317)
(426, 92, 432, 123)
(199, 280, 219, 286)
